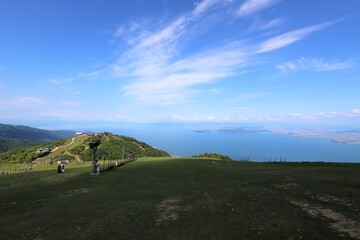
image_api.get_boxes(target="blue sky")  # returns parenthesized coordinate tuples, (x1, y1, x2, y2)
(0, 0, 360, 128)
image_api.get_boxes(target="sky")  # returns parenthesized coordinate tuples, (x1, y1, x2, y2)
(0, 0, 360, 128)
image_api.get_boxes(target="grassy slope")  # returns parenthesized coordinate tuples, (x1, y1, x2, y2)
(0, 134, 170, 165)
(0, 158, 359, 240)
(0, 123, 75, 152)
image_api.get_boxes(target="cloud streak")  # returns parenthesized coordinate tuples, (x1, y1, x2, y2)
(238, 0, 281, 16)
(250, 17, 285, 31)
(111, 0, 251, 104)
(276, 57, 354, 73)
(109, 1, 343, 106)
(257, 20, 336, 53)
(290, 109, 360, 120)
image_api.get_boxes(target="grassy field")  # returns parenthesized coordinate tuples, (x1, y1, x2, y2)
(0, 158, 359, 240)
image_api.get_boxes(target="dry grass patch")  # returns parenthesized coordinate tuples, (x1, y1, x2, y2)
(290, 201, 360, 239)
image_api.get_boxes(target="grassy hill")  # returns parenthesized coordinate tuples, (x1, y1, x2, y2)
(0, 133, 170, 165)
(0, 123, 75, 152)
(0, 158, 359, 239)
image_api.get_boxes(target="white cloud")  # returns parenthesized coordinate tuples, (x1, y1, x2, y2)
(257, 20, 336, 53)
(257, 115, 284, 122)
(276, 57, 353, 73)
(110, 4, 342, 107)
(59, 100, 83, 107)
(250, 17, 285, 31)
(193, 0, 219, 17)
(78, 70, 102, 78)
(290, 109, 360, 120)
(0, 96, 86, 121)
(139, 16, 187, 47)
(119, 48, 249, 104)
(0, 97, 45, 115)
(47, 77, 74, 86)
(229, 92, 267, 102)
(236, 115, 250, 121)
(113, 21, 140, 39)
(15, 96, 44, 104)
(347, 109, 360, 117)
(154, 114, 200, 121)
(111, 0, 251, 105)
(238, 0, 281, 16)
(39, 110, 86, 119)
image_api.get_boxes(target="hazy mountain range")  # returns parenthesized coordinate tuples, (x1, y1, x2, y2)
(0, 123, 75, 152)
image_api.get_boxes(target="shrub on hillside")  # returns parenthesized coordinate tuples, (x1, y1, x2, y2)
(192, 152, 232, 161)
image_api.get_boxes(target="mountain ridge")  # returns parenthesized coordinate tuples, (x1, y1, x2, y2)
(0, 123, 76, 152)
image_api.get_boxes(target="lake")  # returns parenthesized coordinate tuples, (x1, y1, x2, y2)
(110, 124, 360, 163)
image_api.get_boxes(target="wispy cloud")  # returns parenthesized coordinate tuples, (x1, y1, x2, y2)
(229, 92, 268, 102)
(290, 109, 360, 120)
(0, 96, 86, 120)
(276, 57, 354, 73)
(192, 0, 219, 17)
(154, 114, 200, 121)
(257, 20, 337, 53)
(47, 77, 74, 86)
(15, 96, 44, 104)
(348, 109, 360, 116)
(109, 0, 344, 106)
(238, 0, 281, 17)
(250, 17, 285, 31)
(111, 0, 251, 104)
(59, 100, 83, 107)
(119, 46, 250, 104)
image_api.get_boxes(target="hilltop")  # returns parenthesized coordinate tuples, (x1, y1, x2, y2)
(0, 133, 170, 165)
(0, 123, 75, 152)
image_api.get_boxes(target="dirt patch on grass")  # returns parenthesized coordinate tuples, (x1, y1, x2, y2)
(314, 194, 353, 207)
(290, 201, 360, 239)
(273, 183, 299, 190)
(60, 188, 90, 198)
(0, 186, 9, 191)
(156, 198, 181, 225)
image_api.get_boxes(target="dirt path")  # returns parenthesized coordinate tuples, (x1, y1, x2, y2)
(66, 152, 82, 162)
(51, 137, 75, 153)
(34, 138, 76, 164)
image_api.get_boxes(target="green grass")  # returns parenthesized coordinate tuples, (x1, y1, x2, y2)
(0, 158, 359, 240)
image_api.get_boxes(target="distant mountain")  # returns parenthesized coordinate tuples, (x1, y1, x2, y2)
(0, 123, 75, 152)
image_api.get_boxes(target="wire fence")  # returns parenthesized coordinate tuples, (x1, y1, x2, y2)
(0, 163, 33, 175)
(0, 154, 137, 175)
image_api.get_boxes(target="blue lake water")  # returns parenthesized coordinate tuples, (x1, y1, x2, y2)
(109, 125, 360, 163)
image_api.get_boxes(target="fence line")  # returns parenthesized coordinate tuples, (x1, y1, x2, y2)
(231, 155, 289, 162)
(0, 155, 137, 175)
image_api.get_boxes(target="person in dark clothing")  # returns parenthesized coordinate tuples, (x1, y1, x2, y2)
(57, 164, 62, 173)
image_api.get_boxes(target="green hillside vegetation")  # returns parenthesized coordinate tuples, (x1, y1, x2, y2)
(0, 123, 75, 152)
(192, 152, 232, 161)
(0, 158, 359, 239)
(79, 135, 170, 161)
(0, 137, 44, 152)
(0, 139, 68, 163)
(0, 133, 170, 164)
